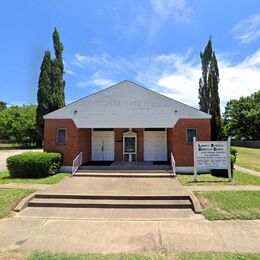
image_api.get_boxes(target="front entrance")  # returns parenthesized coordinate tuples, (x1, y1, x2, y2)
(91, 130, 115, 161)
(144, 129, 167, 161)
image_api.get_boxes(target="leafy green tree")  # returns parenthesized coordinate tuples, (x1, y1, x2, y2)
(0, 101, 7, 111)
(223, 91, 260, 140)
(36, 28, 65, 146)
(199, 37, 212, 113)
(36, 50, 52, 145)
(0, 105, 38, 145)
(209, 52, 221, 140)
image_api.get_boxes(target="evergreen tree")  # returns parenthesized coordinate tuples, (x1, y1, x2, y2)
(199, 37, 212, 113)
(36, 28, 65, 146)
(36, 51, 52, 145)
(199, 38, 222, 140)
(209, 52, 221, 140)
(51, 28, 65, 110)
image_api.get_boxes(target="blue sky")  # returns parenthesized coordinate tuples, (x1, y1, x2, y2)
(1, 0, 260, 110)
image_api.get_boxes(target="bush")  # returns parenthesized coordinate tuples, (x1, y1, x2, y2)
(230, 147, 238, 162)
(211, 154, 236, 179)
(6, 152, 62, 178)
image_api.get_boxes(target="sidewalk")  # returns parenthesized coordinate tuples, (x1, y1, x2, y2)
(0, 217, 259, 253)
(0, 183, 49, 190)
(187, 185, 260, 192)
(235, 165, 260, 177)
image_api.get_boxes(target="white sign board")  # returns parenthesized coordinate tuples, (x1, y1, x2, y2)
(193, 137, 231, 181)
(196, 141, 228, 169)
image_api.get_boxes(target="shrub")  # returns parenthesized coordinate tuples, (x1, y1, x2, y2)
(230, 147, 238, 162)
(211, 154, 236, 179)
(6, 152, 62, 178)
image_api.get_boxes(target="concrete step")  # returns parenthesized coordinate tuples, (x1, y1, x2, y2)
(78, 167, 172, 172)
(35, 194, 190, 200)
(74, 171, 173, 178)
(28, 197, 192, 209)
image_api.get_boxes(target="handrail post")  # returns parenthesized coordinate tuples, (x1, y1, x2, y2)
(71, 152, 83, 176)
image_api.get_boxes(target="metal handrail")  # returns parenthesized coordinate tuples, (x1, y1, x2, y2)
(170, 152, 176, 177)
(72, 152, 82, 175)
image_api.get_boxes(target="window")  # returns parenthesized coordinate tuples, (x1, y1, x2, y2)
(56, 128, 66, 144)
(186, 128, 197, 144)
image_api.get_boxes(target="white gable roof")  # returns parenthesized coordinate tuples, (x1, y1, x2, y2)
(44, 80, 211, 128)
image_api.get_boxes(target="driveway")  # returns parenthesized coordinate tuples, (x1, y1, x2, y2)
(0, 149, 42, 171)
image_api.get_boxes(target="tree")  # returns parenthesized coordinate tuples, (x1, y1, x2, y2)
(36, 28, 65, 146)
(199, 37, 212, 113)
(36, 50, 52, 145)
(0, 105, 38, 145)
(199, 38, 221, 140)
(223, 91, 260, 140)
(0, 101, 7, 111)
(51, 28, 65, 110)
(209, 52, 221, 140)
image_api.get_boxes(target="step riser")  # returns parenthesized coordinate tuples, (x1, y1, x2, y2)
(77, 170, 171, 173)
(28, 203, 192, 209)
(74, 175, 172, 178)
(35, 194, 191, 200)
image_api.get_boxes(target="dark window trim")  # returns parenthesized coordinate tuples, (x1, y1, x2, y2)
(56, 128, 67, 144)
(186, 128, 197, 144)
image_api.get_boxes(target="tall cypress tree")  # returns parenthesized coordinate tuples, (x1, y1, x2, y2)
(199, 37, 212, 113)
(199, 38, 222, 140)
(36, 28, 65, 146)
(209, 52, 221, 140)
(36, 50, 52, 145)
(51, 28, 65, 110)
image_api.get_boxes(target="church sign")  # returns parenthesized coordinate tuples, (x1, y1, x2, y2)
(193, 137, 231, 181)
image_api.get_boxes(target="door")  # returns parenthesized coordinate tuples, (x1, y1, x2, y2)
(92, 130, 114, 161)
(144, 130, 167, 161)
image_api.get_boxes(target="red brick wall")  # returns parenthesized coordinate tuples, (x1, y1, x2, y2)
(44, 119, 91, 166)
(167, 119, 211, 166)
(44, 119, 210, 166)
(78, 129, 91, 163)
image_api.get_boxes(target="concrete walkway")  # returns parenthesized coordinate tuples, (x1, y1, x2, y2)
(235, 165, 260, 177)
(0, 217, 259, 253)
(187, 185, 260, 192)
(0, 183, 50, 190)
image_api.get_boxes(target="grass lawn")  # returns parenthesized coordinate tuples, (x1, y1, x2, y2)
(0, 189, 35, 219)
(195, 190, 260, 220)
(177, 170, 260, 186)
(0, 172, 69, 185)
(178, 252, 260, 260)
(234, 146, 260, 172)
(2, 251, 258, 260)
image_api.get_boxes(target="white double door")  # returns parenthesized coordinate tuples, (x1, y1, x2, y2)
(144, 130, 167, 161)
(92, 130, 115, 161)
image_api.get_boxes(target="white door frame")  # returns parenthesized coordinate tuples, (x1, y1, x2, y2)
(91, 129, 115, 161)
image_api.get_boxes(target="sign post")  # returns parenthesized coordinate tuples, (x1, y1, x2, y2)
(193, 137, 231, 182)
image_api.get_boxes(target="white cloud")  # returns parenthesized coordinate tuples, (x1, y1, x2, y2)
(76, 71, 116, 90)
(70, 50, 260, 112)
(232, 14, 260, 44)
(150, 0, 193, 23)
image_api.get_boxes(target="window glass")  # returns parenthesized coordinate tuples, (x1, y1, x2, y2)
(56, 129, 66, 144)
(186, 129, 197, 144)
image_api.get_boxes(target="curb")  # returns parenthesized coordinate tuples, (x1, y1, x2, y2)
(14, 192, 36, 212)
